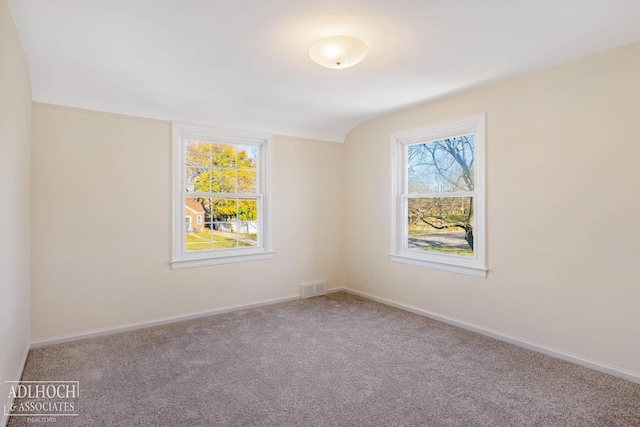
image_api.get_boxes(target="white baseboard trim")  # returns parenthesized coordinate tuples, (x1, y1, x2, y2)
(2, 341, 30, 427)
(30, 294, 300, 349)
(337, 287, 640, 385)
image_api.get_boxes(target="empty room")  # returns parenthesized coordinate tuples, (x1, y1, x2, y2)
(2, 0, 640, 425)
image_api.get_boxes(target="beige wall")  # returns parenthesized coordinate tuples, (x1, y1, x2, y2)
(31, 105, 345, 340)
(0, 0, 31, 419)
(345, 42, 640, 375)
(25, 36, 640, 378)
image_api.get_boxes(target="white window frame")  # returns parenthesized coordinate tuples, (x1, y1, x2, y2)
(390, 113, 487, 277)
(171, 122, 274, 269)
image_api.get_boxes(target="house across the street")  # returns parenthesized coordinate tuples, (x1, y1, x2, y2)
(185, 199, 204, 232)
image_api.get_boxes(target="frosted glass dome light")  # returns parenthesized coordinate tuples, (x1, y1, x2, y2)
(309, 36, 368, 69)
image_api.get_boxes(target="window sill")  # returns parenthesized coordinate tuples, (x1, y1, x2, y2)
(389, 253, 487, 278)
(171, 251, 275, 270)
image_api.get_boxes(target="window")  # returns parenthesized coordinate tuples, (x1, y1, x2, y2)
(390, 113, 486, 277)
(172, 122, 273, 269)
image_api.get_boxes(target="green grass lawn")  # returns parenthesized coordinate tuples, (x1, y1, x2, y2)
(425, 246, 473, 256)
(186, 230, 254, 251)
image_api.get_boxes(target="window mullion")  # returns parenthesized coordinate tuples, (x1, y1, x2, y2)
(209, 143, 212, 193)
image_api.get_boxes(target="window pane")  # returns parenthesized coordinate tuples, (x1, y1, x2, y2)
(185, 197, 207, 226)
(212, 222, 239, 249)
(185, 140, 211, 167)
(211, 198, 236, 222)
(237, 169, 257, 193)
(236, 222, 258, 247)
(212, 169, 236, 193)
(230, 199, 259, 248)
(186, 167, 210, 192)
(236, 145, 257, 169)
(211, 144, 236, 168)
(185, 198, 212, 251)
(237, 198, 258, 221)
(407, 197, 474, 257)
(407, 135, 474, 193)
(185, 229, 213, 251)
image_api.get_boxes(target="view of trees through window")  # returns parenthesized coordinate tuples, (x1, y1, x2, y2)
(407, 134, 475, 256)
(184, 140, 259, 251)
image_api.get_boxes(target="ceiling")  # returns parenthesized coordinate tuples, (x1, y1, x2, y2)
(8, 0, 640, 142)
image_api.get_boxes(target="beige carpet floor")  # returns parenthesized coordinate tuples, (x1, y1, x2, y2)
(8, 292, 640, 426)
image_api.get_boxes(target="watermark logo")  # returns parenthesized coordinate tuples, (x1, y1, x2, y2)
(4, 381, 79, 421)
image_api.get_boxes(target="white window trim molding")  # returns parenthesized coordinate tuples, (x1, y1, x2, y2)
(171, 122, 274, 269)
(390, 113, 487, 278)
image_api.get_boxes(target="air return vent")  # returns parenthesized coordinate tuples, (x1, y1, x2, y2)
(300, 281, 327, 299)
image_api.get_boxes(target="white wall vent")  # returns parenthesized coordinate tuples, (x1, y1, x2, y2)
(300, 281, 327, 299)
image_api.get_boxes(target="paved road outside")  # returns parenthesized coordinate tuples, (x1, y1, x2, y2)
(408, 231, 468, 250)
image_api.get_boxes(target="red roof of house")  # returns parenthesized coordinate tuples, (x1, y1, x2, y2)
(185, 198, 205, 214)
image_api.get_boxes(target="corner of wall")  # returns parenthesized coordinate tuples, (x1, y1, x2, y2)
(0, 1, 32, 425)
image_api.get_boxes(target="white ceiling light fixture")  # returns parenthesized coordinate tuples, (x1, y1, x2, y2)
(309, 35, 368, 69)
